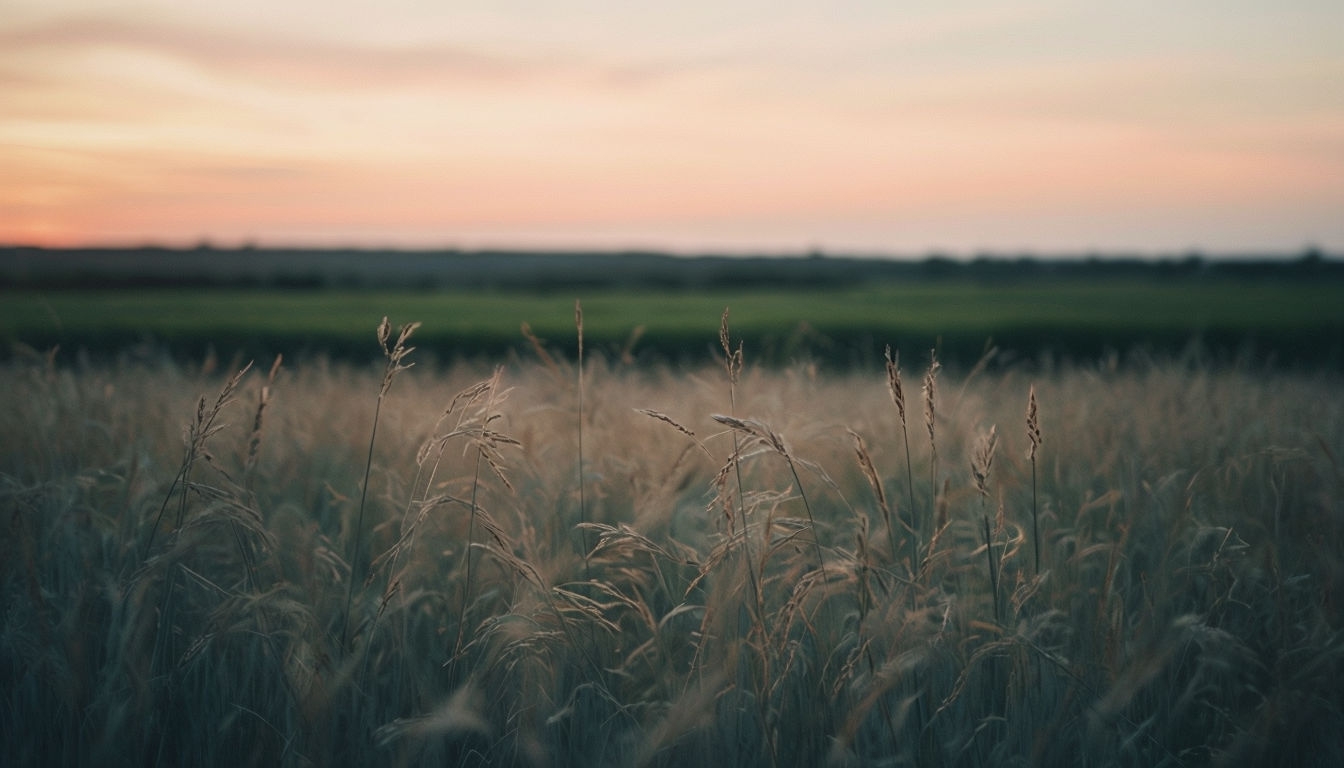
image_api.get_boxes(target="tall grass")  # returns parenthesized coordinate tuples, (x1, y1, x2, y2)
(2, 326, 1343, 767)
(343, 317, 418, 652)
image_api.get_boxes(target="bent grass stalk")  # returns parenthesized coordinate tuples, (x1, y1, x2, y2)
(145, 361, 252, 557)
(456, 367, 516, 662)
(710, 415, 829, 591)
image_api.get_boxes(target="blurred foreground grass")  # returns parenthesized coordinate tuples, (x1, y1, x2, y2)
(2, 328, 1341, 765)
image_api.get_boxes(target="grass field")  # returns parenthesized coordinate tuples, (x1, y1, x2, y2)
(5, 277, 1343, 367)
(2, 309, 1342, 766)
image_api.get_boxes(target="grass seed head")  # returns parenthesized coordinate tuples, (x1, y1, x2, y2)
(922, 351, 940, 445)
(574, 300, 584, 356)
(1027, 384, 1042, 461)
(377, 315, 391, 348)
(848, 429, 888, 516)
(972, 425, 998, 497)
(885, 345, 906, 425)
(719, 307, 743, 383)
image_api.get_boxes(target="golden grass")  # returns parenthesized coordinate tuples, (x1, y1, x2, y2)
(2, 328, 1343, 767)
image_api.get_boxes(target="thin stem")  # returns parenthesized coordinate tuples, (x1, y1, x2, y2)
(900, 423, 918, 581)
(342, 317, 417, 654)
(983, 513, 1000, 625)
(1031, 458, 1041, 575)
(453, 447, 485, 663)
(341, 390, 384, 652)
(726, 365, 765, 631)
(783, 455, 829, 595)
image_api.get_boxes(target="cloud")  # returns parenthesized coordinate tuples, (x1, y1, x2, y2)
(0, 16, 562, 90)
(2, 4, 1340, 251)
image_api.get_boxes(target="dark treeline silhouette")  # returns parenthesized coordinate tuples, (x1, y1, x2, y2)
(2, 245, 1339, 291)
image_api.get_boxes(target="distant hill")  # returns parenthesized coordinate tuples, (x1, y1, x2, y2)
(1, 245, 1339, 291)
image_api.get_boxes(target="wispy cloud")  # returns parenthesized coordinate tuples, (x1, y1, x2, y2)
(1, 2, 1341, 251)
(0, 17, 559, 89)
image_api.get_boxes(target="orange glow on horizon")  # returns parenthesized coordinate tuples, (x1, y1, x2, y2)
(2, 2, 1342, 253)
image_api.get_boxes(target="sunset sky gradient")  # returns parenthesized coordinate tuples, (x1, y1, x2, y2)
(2, 1, 1341, 254)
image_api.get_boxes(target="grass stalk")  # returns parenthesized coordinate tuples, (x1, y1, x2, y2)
(454, 368, 512, 663)
(886, 346, 920, 583)
(1027, 384, 1042, 575)
(145, 362, 252, 557)
(341, 317, 417, 653)
(718, 309, 778, 768)
(711, 415, 830, 602)
(720, 310, 765, 622)
(973, 424, 999, 624)
(981, 515, 1000, 624)
(921, 351, 941, 577)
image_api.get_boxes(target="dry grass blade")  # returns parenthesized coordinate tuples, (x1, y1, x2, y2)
(972, 424, 1000, 622)
(475, 542, 547, 592)
(244, 354, 282, 485)
(849, 429, 889, 522)
(1026, 385, 1041, 462)
(711, 412, 831, 619)
(971, 425, 998, 497)
(377, 317, 419, 397)
(922, 352, 939, 447)
(520, 321, 563, 380)
(885, 345, 921, 586)
(146, 360, 254, 556)
(620, 324, 646, 365)
(720, 307, 744, 384)
(711, 414, 788, 457)
(344, 317, 418, 653)
(419, 366, 523, 662)
(885, 345, 905, 424)
(851, 427, 909, 588)
(921, 351, 941, 545)
(636, 408, 697, 443)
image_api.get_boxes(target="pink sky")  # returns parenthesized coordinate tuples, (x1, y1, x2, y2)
(2, 1, 1342, 254)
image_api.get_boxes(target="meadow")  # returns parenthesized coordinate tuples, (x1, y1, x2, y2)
(5, 276, 1344, 367)
(2, 306, 1342, 767)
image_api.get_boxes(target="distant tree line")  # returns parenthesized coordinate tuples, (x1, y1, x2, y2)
(1, 245, 1339, 291)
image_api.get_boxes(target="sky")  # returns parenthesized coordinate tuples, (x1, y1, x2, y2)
(1, 1, 1342, 255)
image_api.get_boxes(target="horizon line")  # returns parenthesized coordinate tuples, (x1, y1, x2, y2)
(2, 241, 1335, 263)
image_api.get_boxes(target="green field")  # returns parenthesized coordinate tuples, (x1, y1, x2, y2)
(5, 278, 1344, 366)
